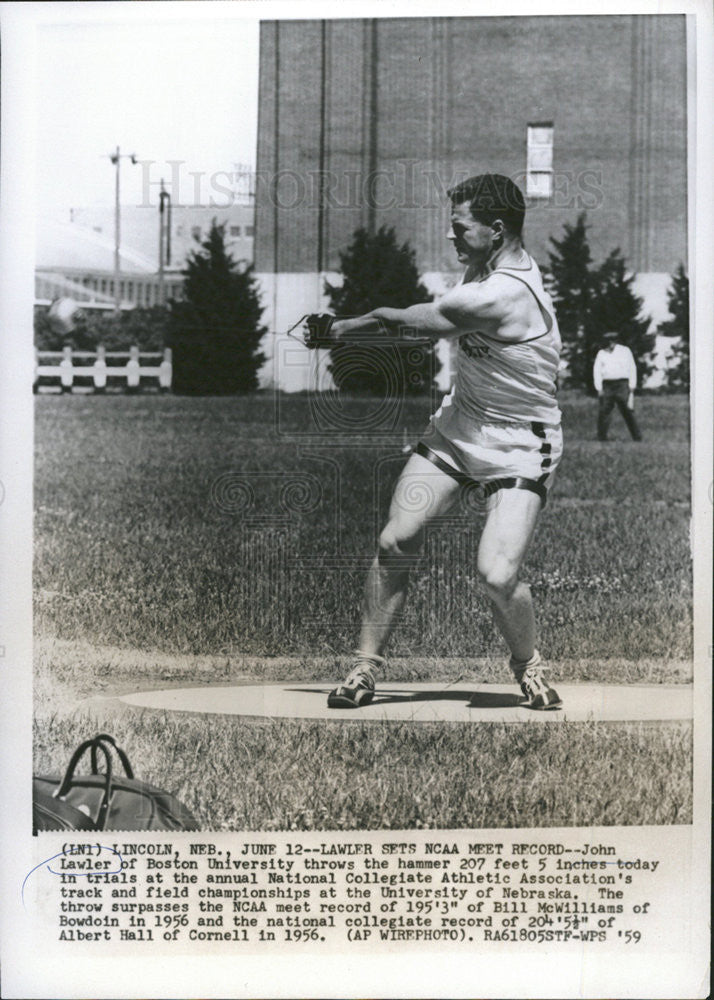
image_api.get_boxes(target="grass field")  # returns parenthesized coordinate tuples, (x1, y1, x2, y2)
(34, 390, 693, 829)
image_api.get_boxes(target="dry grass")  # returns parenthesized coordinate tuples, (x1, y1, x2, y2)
(33, 391, 693, 830)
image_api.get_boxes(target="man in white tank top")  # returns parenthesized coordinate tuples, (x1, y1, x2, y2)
(312, 174, 563, 711)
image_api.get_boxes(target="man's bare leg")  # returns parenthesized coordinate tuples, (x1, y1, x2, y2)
(476, 487, 561, 708)
(487, 583, 536, 664)
(328, 453, 460, 707)
(358, 551, 412, 660)
(476, 487, 540, 654)
(359, 453, 460, 657)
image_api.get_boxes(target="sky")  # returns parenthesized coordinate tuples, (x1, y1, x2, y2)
(36, 12, 260, 219)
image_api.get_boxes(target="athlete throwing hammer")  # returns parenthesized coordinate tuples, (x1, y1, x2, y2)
(304, 174, 563, 711)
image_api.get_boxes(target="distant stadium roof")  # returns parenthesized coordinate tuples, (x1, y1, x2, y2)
(37, 219, 156, 273)
(34, 271, 130, 308)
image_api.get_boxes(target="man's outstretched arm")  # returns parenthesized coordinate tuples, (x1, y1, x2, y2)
(330, 280, 505, 343)
(330, 303, 458, 342)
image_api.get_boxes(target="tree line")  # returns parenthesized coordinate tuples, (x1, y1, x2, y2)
(35, 217, 689, 393)
(547, 213, 688, 392)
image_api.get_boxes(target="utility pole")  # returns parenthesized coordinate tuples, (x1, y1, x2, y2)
(158, 179, 171, 306)
(108, 146, 138, 313)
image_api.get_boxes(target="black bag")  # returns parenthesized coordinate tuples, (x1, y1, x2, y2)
(33, 733, 199, 832)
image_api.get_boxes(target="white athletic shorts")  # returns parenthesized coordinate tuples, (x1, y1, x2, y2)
(417, 396, 563, 507)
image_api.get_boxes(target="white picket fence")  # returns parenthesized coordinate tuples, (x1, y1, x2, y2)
(34, 346, 172, 393)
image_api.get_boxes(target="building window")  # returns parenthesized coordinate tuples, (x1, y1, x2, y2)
(526, 123, 553, 199)
(230, 225, 241, 237)
(244, 226, 255, 237)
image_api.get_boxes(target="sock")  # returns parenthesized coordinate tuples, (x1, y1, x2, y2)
(354, 650, 385, 671)
(509, 649, 541, 677)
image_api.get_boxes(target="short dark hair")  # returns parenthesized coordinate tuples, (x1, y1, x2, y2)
(448, 174, 526, 236)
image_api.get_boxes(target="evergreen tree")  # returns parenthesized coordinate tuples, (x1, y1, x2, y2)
(325, 226, 440, 395)
(589, 249, 655, 389)
(547, 212, 595, 389)
(659, 264, 689, 390)
(548, 215, 654, 390)
(169, 222, 266, 394)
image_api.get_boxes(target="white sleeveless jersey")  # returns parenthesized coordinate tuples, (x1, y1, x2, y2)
(451, 254, 562, 425)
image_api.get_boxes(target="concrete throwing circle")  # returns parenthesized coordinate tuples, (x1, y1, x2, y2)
(110, 682, 692, 724)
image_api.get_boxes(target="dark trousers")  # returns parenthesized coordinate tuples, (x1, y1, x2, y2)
(597, 379, 642, 440)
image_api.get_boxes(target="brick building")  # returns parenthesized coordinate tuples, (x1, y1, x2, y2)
(254, 15, 688, 390)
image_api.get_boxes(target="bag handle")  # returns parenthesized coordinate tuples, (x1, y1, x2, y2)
(56, 737, 113, 830)
(90, 733, 135, 779)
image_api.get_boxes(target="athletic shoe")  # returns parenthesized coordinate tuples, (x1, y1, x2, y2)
(519, 666, 562, 710)
(327, 659, 377, 709)
(510, 651, 562, 710)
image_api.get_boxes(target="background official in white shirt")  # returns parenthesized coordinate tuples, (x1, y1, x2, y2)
(593, 331, 643, 442)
